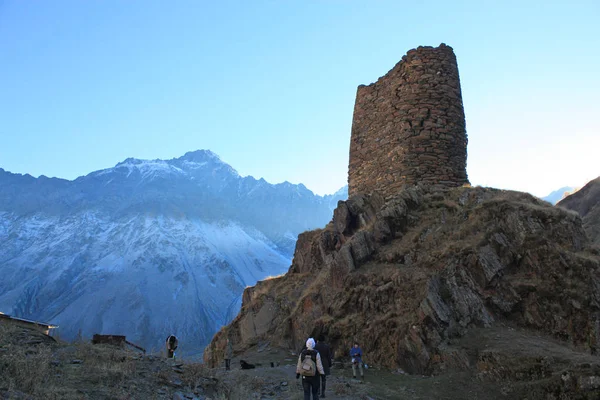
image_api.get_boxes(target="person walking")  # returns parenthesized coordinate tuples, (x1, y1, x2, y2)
(165, 335, 178, 359)
(225, 338, 233, 370)
(296, 338, 325, 400)
(314, 335, 333, 397)
(350, 342, 364, 381)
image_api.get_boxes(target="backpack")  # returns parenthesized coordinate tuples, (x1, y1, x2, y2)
(300, 350, 317, 377)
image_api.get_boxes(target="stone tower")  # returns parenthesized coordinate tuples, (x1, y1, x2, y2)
(348, 43, 469, 198)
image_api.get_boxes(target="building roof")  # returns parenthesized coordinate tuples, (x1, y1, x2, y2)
(0, 312, 58, 329)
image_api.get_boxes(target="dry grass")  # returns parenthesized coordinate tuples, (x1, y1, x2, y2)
(0, 324, 54, 396)
(0, 342, 52, 395)
(331, 380, 353, 396)
(226, 374, 268, 399)
(248, 375, 267, 391)
(62, 342, 138, 387)
(262, 273, 286, 281)
(287, 391, 304, 400)
(214, 371, 285, 400)
(0, 325, 162, 399)
(181, 362, 211, 391)
(154, 368, 172, 384)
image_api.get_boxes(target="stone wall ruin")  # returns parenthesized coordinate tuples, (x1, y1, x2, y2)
(348, 43, 469, 198)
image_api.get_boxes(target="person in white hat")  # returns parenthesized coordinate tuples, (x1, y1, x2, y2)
(296, 337, 325, 399)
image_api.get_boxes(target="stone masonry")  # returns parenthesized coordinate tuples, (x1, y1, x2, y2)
(348, 43, 469, 198)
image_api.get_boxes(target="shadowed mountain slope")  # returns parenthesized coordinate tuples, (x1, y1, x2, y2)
(558, 177, 600, 245)
(0, 150, 347, 352)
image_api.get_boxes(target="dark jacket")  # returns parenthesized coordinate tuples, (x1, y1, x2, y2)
(315, 342, 332, 375)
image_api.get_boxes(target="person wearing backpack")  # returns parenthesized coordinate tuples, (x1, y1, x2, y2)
(314, 335, 333, 397)
(296, 337, 325, 400)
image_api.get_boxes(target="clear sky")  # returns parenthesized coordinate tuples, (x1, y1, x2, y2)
(0, 1, 598, 197)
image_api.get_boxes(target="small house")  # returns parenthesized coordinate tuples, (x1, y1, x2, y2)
(0, 311, 58, 335)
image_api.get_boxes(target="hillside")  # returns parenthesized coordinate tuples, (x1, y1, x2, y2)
(7, 322, 599, 400)
(205, 184, 600, 398)
(558, 177, 600, 245)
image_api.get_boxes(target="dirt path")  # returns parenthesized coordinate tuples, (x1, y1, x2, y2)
(212, 362, 507, 399)
(211, 325, 600, 399)
(212, 342, 504, 399)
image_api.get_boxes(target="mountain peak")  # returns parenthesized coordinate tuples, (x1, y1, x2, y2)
(115, 157, 144, 167)
(176, 150, 239, 178)
(113, 150, 221, 169)
(179, 150, 221, 163)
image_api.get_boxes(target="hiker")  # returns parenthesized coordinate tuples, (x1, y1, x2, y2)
(225, 338, 233, 370)
(165, 335, 178, 359)
(296, 338, 325, 400)
(350, 342, 364, 381)
(315, 335, 333, 397)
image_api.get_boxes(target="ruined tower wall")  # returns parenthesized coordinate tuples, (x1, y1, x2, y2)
(348, 43, 469, 198)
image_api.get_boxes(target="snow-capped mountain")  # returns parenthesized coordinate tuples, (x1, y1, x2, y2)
(0, 150, 347, 353)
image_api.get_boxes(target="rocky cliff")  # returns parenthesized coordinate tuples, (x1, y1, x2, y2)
(205, 185, 600, 381)
(558, 177, 600, 245)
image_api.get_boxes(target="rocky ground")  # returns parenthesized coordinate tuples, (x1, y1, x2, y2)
(0, 324, 217, 400)
(3, 322, 600, 399)
(4, 322, 496, 400)
(215, 324, 600, 399)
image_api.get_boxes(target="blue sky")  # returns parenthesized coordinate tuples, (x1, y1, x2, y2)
(0, 1, 598, 196)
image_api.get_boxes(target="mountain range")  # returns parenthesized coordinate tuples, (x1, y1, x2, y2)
(0, 150, 347, 353)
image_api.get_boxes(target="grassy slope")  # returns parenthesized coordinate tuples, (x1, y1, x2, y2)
(6, 322, 600, 399)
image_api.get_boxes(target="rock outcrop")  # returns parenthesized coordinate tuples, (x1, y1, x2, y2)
(558, 177, 600, 245)
(206, 186, 600, 376)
